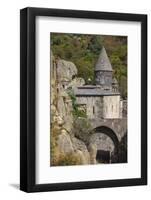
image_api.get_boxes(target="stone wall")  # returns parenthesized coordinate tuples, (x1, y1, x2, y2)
(89, 132, 114, 152)
(76, 96, 103, 119)
(103, 95, 121, 119)
(89, 118, 127, 142)
(122, 100, 127, 118)
(76, 95, 122, 120)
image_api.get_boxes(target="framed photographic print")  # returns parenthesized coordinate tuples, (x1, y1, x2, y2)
(20, 7, 147, 192)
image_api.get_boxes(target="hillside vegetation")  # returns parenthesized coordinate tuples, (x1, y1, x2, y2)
(51, 33, 127, 99)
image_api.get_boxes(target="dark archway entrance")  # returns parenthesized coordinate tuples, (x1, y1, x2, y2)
(96, 150, 110, 163)
(89, 126, 119, 164)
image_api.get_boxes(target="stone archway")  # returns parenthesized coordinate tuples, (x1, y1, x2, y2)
(88, 126, 119, 164)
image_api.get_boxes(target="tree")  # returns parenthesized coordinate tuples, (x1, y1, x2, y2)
(51, 33, 127, 98)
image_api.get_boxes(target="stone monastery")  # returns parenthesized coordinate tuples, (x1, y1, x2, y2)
(74, 46, 123, 120)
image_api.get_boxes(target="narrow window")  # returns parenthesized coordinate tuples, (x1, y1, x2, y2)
(93, 106, 95, 115)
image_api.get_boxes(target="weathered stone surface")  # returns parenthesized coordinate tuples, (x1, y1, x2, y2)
(57, 89, 67, 119)
(103, 95, 121, 119)
(123, 100, 127, 118)
(72, 137, 90, 164)
(74, 150, 89, 165)
(76, 96, 104, 120)
(57, 59, 77, 81)
(53, 114, 64, 126)
(72, 118, 92, 143)
(69, 77, 85, 89)
(89, 118, 127, 142)
(51, 58, 78, 133)
(89, 132, 114, 152)
(88, 143, 97, 164)
(54, 85, 74, 132)
(75, 94, 121, 119)
(57, 130, 74, 154)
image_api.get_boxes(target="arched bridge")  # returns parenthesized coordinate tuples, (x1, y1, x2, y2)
(87, 118, 127, 163)
(89, 118, 127, 142)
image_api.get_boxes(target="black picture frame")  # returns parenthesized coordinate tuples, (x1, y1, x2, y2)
(20, 7, 147, 192)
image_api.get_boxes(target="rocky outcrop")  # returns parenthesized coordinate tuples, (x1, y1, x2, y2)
(57, 130, 90, 165)
(88, 144, 97, 164)
(57, 129, 74, 154)
(51, 56, 76, 133)
(69, 77, 85, 89)
(50, 55, 89, 165)
(72, 137, 90, 164)
(57, 59, 78, 82)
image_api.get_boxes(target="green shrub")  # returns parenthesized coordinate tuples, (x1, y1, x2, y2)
(67, 90, 87, 118)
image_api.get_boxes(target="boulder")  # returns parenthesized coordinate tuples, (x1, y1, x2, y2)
(88, 143, 97, 164)
(69, 77, 85, 89)
(74, 150, 89, 165)
(57, 59, 77, 82)
(57, 129, 74, 154)
(72, 137, 90, 164)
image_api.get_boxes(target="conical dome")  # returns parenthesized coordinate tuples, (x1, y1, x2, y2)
(95, 47, 113, 71)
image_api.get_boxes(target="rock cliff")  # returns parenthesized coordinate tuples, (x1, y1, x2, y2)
(50, 52, 90, 166)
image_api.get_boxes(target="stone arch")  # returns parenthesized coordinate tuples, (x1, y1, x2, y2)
(94, 126, 119, 149)
(88, 126, 120, 164)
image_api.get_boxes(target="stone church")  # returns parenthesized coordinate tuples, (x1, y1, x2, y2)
(74, 46, 123, 120)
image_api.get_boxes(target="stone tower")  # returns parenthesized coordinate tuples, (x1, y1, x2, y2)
(95, 47, 113, 90)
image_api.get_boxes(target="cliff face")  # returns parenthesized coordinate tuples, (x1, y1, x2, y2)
(50, 53, 90, 166)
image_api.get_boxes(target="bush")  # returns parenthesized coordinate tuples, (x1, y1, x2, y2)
(67, 89, 87, 118)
